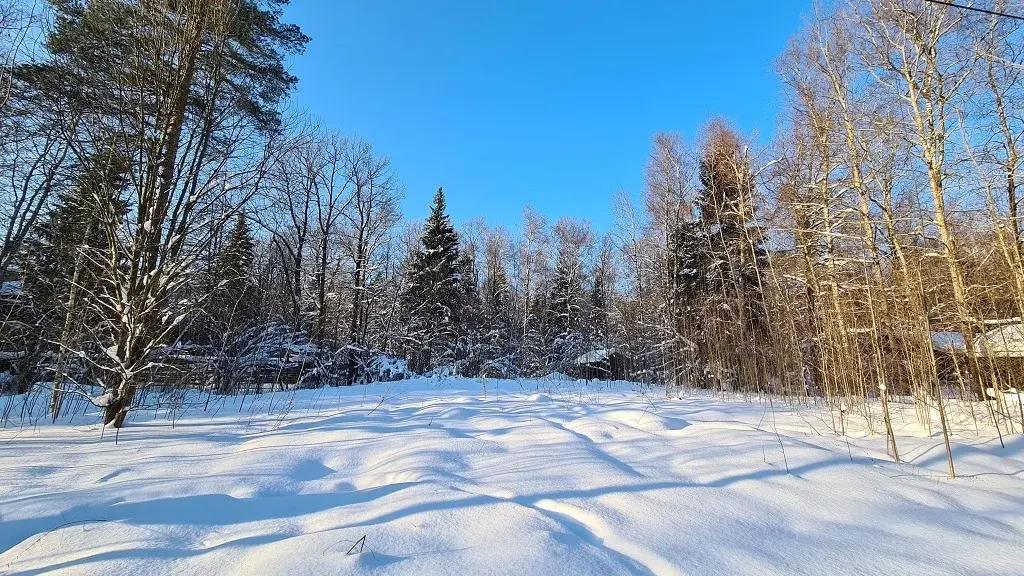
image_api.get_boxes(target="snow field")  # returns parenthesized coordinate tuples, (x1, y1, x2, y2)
(1, 379, 1023, 575)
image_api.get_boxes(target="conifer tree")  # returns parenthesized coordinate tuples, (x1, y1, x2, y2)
(483, 258, 509, 322)
(589, 273, 609, 347)
(544, 254, 588, 373)
(206, 212, 259, 393)
(19, 151, 127, 412)
(211, 213, 258, 331)
(400, 187, 466, 373)
(677, 120, 767, 389)
(696, 122, 767, 333)
(21, 153, 126, 318)
(667, 218, 709, 385)
(522, 290, 549, 377)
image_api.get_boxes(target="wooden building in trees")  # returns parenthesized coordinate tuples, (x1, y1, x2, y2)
(573, 348, 630, 381)
(932, 324, 1024, 394)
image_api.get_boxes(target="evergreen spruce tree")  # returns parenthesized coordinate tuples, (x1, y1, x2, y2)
(682, 120, 767, 389)
(667, 218, 709, 386)
(588, 273, 609, 347)
(18, 152, 127, 409)
(696, 122, 767, 332)
(210, 213, 258, 331)
(400, 187, 465, 373)
(544, 256, 587, 374)
(483, 259, 509, 322)
(21, 153, 126, 315)
(522, 290, 549, 377)
(206, 212, 259, 393)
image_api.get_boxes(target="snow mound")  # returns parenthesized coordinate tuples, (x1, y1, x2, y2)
(599, 409, 689, 433)
(2, 379, 1023, 575)
(543, 371, 573, 381)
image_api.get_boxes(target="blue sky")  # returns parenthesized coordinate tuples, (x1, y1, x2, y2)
(282, 0, 810, 231)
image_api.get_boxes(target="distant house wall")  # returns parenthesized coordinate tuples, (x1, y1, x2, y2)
(575, 350, 630, 381)
(931, 326, 1024, 394)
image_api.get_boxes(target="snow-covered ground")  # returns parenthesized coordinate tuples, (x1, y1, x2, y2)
(2, 379, 1023, 575)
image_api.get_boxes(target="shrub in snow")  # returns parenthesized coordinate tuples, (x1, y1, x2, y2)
(360, 353, 414, 383)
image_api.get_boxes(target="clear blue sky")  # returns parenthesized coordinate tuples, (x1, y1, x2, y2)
(282, 0, 810, 231)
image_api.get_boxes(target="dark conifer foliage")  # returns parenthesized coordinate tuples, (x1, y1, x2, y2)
(211, 213, 258, 331)
(544, 254, 587, 372)
(660, 121, 768, 389)
(696, 121, 767, 331)
(16, 151, 127, 397)
(203, 212, 263, 393)
(400, 188, 471, 373)
(18, 0, 308, 133)
(589, 273, 609, 346)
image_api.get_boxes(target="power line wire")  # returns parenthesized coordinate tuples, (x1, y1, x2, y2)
(922, 0, 1024, 21)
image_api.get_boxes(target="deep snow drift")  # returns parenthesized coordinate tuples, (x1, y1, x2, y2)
(2, 379, 1023, 575)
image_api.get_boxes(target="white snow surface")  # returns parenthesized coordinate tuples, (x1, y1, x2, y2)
(2, 379, 1024, 575)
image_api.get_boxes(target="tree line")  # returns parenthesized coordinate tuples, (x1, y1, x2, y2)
(1, 0, 1023, 448)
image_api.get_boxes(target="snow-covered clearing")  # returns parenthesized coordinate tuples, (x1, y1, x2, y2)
(2, 379, 1023, 575)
